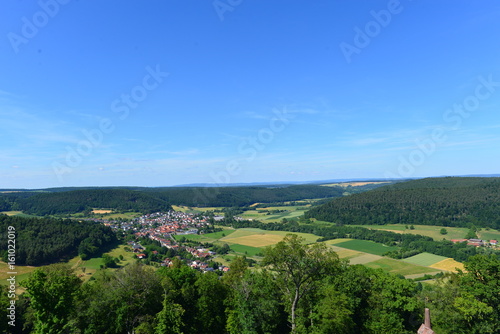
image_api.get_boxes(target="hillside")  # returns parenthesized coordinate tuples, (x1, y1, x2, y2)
(18, 189, 173, 215)
(144, 184, 344, 207)
(0, 185, 345, 215)
(305, 177, 500, 229)
(0, 214, 117, 265)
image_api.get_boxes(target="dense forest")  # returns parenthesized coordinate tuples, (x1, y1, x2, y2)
(17, 189, 173, 216)
(145, 184, 344, 207)
(3, 235, 500, 334)
(0, 215, 117, 265)
(0, 184, 345, 215)
(305, 177, 500, 229)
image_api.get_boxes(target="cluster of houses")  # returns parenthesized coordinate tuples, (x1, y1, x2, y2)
(116, 212, 230, 273)
(450, 238, 498, 247)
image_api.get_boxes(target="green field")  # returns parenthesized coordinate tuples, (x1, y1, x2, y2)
(174, 229, 237, 242)
(364, 258, 442, 277)
(172, 205, 225, 214)
(333, 239, 398, 256)
(0, 211, 39, 218)
(350, 224, 470, 241)
(402, 253, 448, 267)
(477, 229, 500, 241)
(228, 244, 262, 256)
(240, 205, 311, 223)
(221, 228, 319, 244)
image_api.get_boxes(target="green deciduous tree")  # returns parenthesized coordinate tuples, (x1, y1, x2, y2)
(194, 271, 228, 334)
(226, 270, 288, 334)
(155, 294, 184, 334)
(21, 264, 81, 334)
(74, 263, 162, 334)
(262, 234, 341, 333)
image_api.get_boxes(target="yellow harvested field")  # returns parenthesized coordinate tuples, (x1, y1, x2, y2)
(0, 211, 22, 216)
(92, 209, 113, 214)
(223, 234, 284, 247)
(430, 258, 464, 272)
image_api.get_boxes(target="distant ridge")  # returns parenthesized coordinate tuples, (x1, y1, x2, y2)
(1, 174, 499, 191)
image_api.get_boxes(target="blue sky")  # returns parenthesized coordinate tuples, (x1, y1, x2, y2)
(1, 0, 500, 188)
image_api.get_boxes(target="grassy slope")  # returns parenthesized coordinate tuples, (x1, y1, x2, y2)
(364, 258, 441, 276)
(402, 252, 449, 266)
(350, 224, 500, 241)
(0, 244, 138, 288)
(333, 239, 398, 256)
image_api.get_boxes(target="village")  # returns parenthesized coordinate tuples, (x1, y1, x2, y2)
(102, 211, 231, 273)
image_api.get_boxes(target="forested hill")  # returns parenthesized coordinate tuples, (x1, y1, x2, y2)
(305, 177, 500, 229)
(0, 214, 117, 265)
(143, 184, 344, 207)
(19, 189, 173, 215)
(0, 185, 344, 214)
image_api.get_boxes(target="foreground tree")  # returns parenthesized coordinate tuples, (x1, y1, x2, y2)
(21, 264, 81, 334)
(74, 262, 163, 333)
(421, 254, 500, 333)
(262, 234, 342, 333)
(226, 269, 289, 334)
(155, 294, 184, 334)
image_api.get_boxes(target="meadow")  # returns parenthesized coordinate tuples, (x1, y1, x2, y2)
(220, 228, 319, 244)
(332, 239, 398, 256)
(402, 252, 448, 267)
(0, 244, 138, 289)
(228, 244, 262, 256)
(477, 229, 500, 241)
(239, 202, 318, 223)
(350, 224, 471, 241)
(173, 229, 237, 242)
(172, 205, 225, 214)
(364, 258, 441, 276)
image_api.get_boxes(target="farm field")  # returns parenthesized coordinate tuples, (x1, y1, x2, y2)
(477, 229, 500, 241)
(92, 209, 113, 214)
(402, 253, 448, 267)
(333, 239, 398, 256)
(0, 211, 38, 218)
(326, 240, 449, 277)
(0, 211, 23, 216)
(172, 205, 225, 214)
(174, 229, 236, 242)
(348, 253, 383, 265)
(430, 258, 464, 272)
(364, 258, 442, 276)
(324, 238, 353, 245)
(220, 228, 319, 244)
(75, 211, 143, 220)
(328, 245, 363, 259)
(224, 234, 284, 248)
(228, 244, 262, 256)
(351, 224, 470, 241)
(240, 206, 310, 223)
